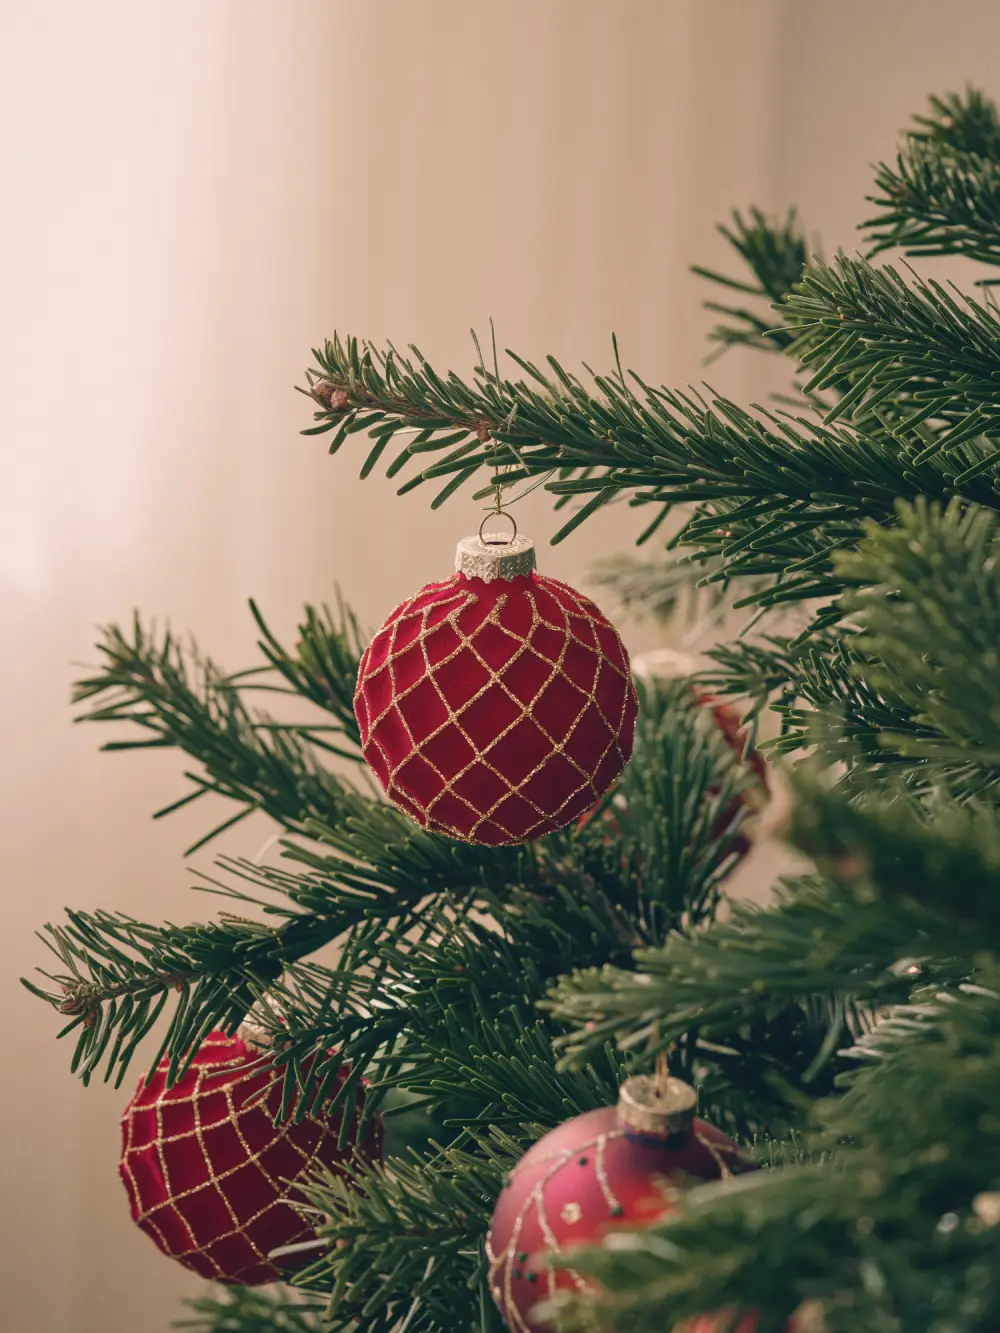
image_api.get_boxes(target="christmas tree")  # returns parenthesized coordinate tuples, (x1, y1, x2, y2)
(25, 86, 1000, 1331)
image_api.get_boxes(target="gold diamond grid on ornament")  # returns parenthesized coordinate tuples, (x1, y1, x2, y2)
(354, 574, 636, 844)
(120, 1037, 343, 1282)
(486, 1127, 739, 1333)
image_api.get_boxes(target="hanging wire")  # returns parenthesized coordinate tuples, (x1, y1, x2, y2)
(654, 1048, 669, 1097)
(477, 421, 517, 546)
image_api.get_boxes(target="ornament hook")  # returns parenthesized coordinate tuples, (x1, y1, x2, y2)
(479, 509, 518, 546)
(654, 1049, 669, 1096)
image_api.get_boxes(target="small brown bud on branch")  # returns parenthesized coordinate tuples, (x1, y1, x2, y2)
(311, 380, 351, 413)
(58, 988, 88, 1016)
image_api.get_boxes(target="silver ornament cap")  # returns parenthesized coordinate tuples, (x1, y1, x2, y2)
(631, 647, 700, 682)
(455, 532, 536, 583)
(237, 999, 283, 1052)
(617, 1073, 697, 1137)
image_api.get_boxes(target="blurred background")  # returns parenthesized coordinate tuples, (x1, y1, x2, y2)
(3, 2, 999, 1329)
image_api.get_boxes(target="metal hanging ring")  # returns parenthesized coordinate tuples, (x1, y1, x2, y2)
(479, 509, 518, 546)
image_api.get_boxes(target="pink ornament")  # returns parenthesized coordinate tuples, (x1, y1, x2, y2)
(487, 1076, 756, 1332)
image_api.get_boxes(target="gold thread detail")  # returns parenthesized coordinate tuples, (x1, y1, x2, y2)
(120, 1039, 368, 1282)
(356, 572, 637, 845)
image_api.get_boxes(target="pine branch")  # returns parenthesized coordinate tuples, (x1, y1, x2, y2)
(546, 874, 914, 1070)
(259, 805, 536, 906)
(293, 1137, 518, 1333)
(299, 322, 1000, 615)
(910, 87, 1000, 159)
(74, 616, 368, 851)
(785, 256, 1000, 474)
(398, 1014, 625, 1135)
(550, 768, 1000, 1089)
(835, 498, 1000, 788)
(788, 772, 1000, 945)
(236, 955, 414, 1132)
(22, 825, 527, 1099)
(685, 995, 865, 1140)
(692, 206, 810, 356)
(248, 594, 366, 753)
(865, 88, 1000, 270)
(301, 332, 893, 521)
(174, 1289, 322, 1333)
(705, 632, 931, 773)
(22, 907, 340, 1087)
(703, 500, 1000, 800)
(240, 913, 625, 1138)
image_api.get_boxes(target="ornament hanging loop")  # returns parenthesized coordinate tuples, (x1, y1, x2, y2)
(479, 417, 516, 546)
(479, 509, 518, 546)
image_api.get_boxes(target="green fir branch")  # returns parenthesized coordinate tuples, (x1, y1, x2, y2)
(705, 632, 930, 771)
(785, 256, 1000, 469)
(22, 907, 339, 1087)
(247, 594, 366, 754)
(73, 615, 368, 849)
(865, 88, 1000, 269)
(293, 1138, 518, 1333)
(549, 770, 1000, 1083)
(175, 1288, 322, 1333)
(692, 206, 810, 356)
(298, 317, 1000, 614)
(835, 498, 1000, 788)
(546, 873, 915, 1072)
(703, 500, 1000, 799)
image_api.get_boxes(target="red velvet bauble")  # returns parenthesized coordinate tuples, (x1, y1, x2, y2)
(354, 536, 638, 845)
(120, 1030, 381, 1285)
(487, 1097, 756, 1333)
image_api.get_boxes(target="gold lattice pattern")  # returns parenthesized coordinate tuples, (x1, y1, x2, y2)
(354, 571, 638, 844)
(120, 1032, 373, 1285)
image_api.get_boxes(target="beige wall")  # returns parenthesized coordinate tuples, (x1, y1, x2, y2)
(3, 3, 999, 1330)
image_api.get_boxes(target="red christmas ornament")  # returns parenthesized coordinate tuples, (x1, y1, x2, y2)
(487, 1074, 756, 1333)
(354, 532, 638, 845)
(120, 1028, 381, 1285)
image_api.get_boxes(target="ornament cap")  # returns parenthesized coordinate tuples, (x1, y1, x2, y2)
(617, 1073, 697, 1137)
(631, 647, 700, 682)
(237, 1000, 283, 1052)
(455, 533, 536, 583)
